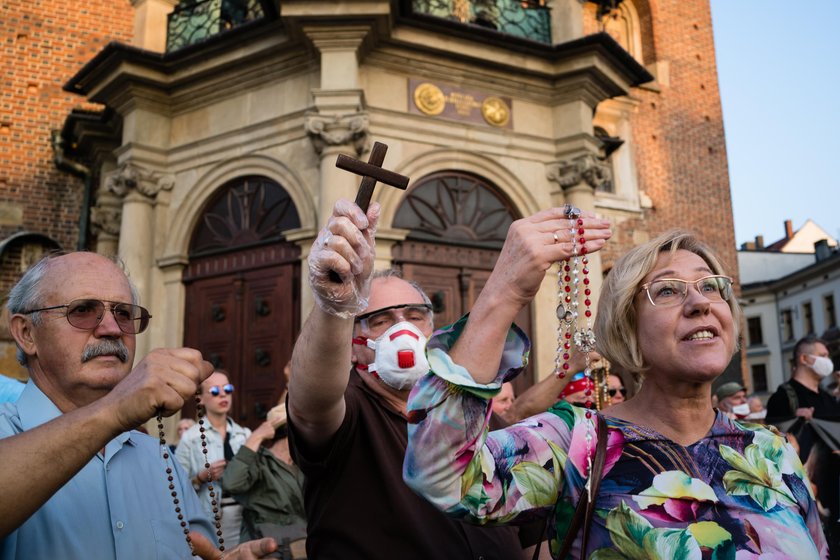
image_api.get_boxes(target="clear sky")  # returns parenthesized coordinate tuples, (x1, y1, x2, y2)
(709, 0, 840, 248)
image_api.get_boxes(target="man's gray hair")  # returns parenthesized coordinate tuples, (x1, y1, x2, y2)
(6, 252, 140, 367)
(369, 269, 434, 327)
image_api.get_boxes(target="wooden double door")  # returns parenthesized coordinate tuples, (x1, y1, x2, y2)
(183, 244, 300, 429)
(394, 240, 534, 395)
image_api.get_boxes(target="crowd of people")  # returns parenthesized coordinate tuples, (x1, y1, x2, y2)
(0, 196, 837, 559)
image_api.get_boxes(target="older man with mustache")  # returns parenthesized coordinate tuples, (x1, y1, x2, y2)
(0, 252, 276, 560)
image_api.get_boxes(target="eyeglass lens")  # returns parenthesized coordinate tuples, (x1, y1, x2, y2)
(66, 299, 150, 334)
(361, 305, 431, 334)
(209, 384, 234, 396)
(645, 276, 732, 307)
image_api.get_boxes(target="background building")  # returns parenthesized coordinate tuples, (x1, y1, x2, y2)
(740, 221, 840, 395)
(1, 0, 739, 431)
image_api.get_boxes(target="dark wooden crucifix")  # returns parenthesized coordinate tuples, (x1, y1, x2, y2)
(335, 141, 410, 212)
(329, 141, 410, 283)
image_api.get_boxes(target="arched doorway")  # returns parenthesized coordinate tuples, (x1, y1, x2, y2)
(391, 171, 535, 393)
(182, 176, 301, 429)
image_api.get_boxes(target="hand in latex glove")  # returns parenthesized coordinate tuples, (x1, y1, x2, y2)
(308, 199, 380, 319)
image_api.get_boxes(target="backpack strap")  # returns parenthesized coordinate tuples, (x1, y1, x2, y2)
(781, 382, 799, 414)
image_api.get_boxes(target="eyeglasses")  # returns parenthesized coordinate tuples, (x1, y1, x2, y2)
(355, 303, 433, 336)
(640, 275, 733, 307)
(608, 387, 627, 398)
(208, 384, 234, 397)
(22, 298, 151, 334)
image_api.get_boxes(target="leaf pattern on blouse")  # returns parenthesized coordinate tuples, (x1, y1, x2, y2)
(403, 315, 829, 560)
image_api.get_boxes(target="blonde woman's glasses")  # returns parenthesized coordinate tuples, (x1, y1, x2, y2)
(640, 275, 733, 307)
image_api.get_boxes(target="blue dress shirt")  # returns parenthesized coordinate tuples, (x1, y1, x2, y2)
(0, 375, 23, 404)
(0, 383, 215, 559)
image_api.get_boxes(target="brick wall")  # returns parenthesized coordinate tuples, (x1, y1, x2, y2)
(0, 0, 134, 254)
(0, 0, 134, 376)
(586, 0, 738, 280)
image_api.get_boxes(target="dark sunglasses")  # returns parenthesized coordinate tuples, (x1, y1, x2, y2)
(208, 384, 234, 397)
(23, 298, 151, 334)
(608, 388, 627, 397)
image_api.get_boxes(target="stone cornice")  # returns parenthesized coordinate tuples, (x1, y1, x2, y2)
(63, 21, 305, 114)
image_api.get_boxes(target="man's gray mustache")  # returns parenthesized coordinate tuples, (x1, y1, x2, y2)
(81, 339, 129, 363)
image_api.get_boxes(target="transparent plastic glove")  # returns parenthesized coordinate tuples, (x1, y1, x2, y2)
(308, 199, 380, 319)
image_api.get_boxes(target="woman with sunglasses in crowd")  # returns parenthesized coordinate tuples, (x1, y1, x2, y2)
(176, 370, 251, 548)
(404, 227, 828, 559)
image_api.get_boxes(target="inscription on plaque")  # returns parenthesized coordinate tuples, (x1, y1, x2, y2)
(409, 79, 512, 129)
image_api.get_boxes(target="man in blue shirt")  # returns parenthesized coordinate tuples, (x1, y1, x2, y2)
(0, 374, 23, 404)
(0, 252, 276, 559)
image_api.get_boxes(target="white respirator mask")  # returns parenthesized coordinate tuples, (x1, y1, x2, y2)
(731, 403, 751, 417)
(807, 355, 834, 378)
(357, 321, 429, 391)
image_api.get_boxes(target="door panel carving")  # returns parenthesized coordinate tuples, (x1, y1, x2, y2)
(184, 252, 299, 428)
(183, 176, 301, 429)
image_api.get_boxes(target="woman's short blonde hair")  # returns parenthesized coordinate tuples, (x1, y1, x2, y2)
(594, 230, 741, 378)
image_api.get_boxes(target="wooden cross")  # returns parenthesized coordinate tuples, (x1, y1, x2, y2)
(335, 141, 410, 212)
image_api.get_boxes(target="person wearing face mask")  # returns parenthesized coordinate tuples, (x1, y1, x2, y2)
(745, 395, 768, 422)
(286, 199, 523, 560)
(767, 335, 840, 556)
(715, 381, 750, 419)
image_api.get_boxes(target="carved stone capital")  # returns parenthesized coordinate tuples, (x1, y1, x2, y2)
(90, 204, 123, 236)
(546, 153, 612, 191)
(107, 163, 175, 199)
(304, 112, 369, 155)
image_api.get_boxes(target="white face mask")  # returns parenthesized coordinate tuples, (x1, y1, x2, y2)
(745, 409, 767, 420)
(808, 355, 834, 378)
(364, 321, 429, 391)
(731, 403, 751, 417)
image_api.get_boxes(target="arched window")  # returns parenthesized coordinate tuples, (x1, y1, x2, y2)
(189, 175, 300, 257)
(602, 1, 644, 62)
(393, 171, 517, 249)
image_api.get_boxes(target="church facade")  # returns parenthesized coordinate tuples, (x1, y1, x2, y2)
(0, 0, 738, 430)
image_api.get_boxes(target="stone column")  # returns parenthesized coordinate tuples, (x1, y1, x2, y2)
(90, 193, 122, 257)
(151, 255, 189, 436)
(300, 25, 374, 320)
(132, 0, 179, 53)
(107, 162, 175, 359)
(305, 114, 370, 223)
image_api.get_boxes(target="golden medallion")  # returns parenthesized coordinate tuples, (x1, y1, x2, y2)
(414, 83, 446, 116)
(481, 96, 510, 127)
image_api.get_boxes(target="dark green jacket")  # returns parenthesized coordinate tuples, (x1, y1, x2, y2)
(222, 445, 306, 542)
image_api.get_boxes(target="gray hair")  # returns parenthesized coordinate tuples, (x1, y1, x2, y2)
(6, 252, 140, 367)
(369, 269, 435, 328)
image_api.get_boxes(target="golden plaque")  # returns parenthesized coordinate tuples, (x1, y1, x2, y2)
(481, 96, 510, 127)
(413, 83, 446, 116)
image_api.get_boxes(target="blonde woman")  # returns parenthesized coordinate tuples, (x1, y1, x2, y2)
(404, 229, 828, 559)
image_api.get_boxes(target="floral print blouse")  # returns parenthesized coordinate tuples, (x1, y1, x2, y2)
(403, 316, 828, 559)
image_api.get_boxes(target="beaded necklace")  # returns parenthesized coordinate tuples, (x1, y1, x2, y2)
(157, 392, 224, 555)
(554, 204, 597, 497)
